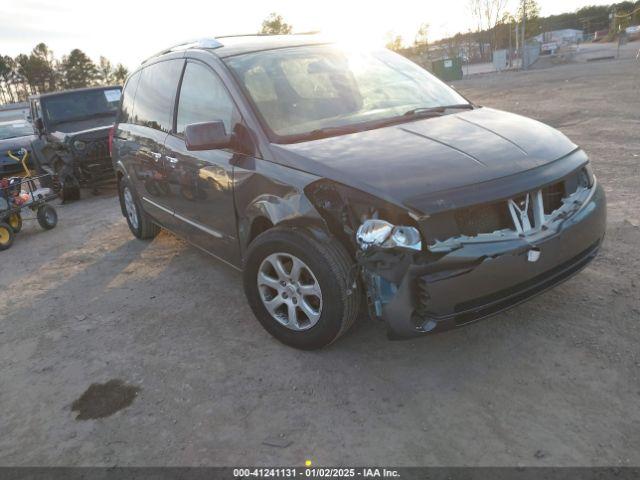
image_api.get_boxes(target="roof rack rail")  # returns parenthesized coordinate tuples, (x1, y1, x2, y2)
(141, 38, 223, 64)
(215, 31, 321, 39)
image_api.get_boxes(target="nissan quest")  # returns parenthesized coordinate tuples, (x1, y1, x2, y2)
(111, 35, 606, 349)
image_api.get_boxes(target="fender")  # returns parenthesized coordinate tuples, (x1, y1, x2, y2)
(233, 157, 330, 259)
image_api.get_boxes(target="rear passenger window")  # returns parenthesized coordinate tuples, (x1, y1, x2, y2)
(133, 60, 183, 132)
(118, 71, 140, 124)
(176, 61, 236, 136)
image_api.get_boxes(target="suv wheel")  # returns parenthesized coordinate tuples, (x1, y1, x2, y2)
(244, 228, 360, 350)
(119, 177, 159, 240)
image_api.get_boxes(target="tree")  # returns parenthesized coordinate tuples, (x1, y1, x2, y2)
(0, 55, 17, 103)
(517, 0, 541, 38)
(98, 56, 113, 85)
(494, 11, 516, 50)
(259, 13, 293, 35)
(31, 43, 58, 92)
(15, 54, 36, 95)
(59, 49, 97, 89)
(112, 64, 129, 85)
(413, 23, 431, 59)
(386, 35, 404, 52)
(469, 0, 510, 54)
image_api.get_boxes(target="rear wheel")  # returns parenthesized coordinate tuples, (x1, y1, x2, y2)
(0, 222, 14, 250)
(8, 213, 22, 233)
(119, 177, 159, 240)
(243, 227, 360, 350)
(37, 205, 58, 230)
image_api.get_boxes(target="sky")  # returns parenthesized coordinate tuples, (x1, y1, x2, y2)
(1, 0, 613, 68)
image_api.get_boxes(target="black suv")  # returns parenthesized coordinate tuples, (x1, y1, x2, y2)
(113, 35, 606, 349)
(30, 86, 122, 200)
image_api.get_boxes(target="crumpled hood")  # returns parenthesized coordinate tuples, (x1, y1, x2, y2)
(270, 107, 578, 213)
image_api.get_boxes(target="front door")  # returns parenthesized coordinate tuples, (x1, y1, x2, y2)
(163, 60, 242, 266)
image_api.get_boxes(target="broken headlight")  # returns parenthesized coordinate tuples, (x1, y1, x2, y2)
(356, 219, 422, 251)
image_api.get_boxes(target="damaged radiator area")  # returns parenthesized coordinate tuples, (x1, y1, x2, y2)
(306, 165, 599, 334)
(353, 165, 598, 330)
(425, 166, 594, 252)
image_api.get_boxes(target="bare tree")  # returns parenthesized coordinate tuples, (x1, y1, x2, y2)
(413, 23, 431, 61)
(98, 56, 114, 85)
(469, 0, 510, 56)
(385, 34, 404, 52)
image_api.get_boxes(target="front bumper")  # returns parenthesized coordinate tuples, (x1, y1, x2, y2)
(377, 183, 606, 338)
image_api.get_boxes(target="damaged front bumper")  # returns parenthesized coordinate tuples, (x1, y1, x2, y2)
(359, 180, 607, 339)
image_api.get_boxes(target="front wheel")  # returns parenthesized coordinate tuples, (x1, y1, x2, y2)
(243, 228, 360, 350)
(37, 205, 58, 230)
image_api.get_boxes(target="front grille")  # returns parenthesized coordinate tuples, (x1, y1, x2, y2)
(542, 181, 565, 214)
(455, 202, 512, 235)
(83, 138, 109, 161)
(427, 172, 583, 242)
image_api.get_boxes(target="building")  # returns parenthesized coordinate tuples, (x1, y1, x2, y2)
(533, 29, 584, 45)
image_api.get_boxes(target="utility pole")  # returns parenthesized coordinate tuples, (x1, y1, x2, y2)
(521, 0, 527, 70)
(610, 7, 616, 37)
(509, 20, 513, 67)
(468, 29, 472, 76)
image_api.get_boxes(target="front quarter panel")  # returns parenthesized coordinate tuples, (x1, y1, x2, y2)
(232, 156, 327, 260)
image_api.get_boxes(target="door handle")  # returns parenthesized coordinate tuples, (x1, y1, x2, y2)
(166, 156, 178, 165)
(150, 152, 162, 161)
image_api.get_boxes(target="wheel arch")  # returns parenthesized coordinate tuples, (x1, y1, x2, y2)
(239, 193, 342, 262)
(114, 161, 133, 218)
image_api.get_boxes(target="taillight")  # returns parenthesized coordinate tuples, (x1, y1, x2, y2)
(108, 126, 115, 157)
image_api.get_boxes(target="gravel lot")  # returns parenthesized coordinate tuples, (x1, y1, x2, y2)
(1, 48, 639, 467)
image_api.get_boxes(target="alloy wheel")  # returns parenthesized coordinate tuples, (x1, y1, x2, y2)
(257, 252, 323, 331)
(123, 187, 139, 230)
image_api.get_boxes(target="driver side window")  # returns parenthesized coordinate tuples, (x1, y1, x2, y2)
(176, 61, 236, 137)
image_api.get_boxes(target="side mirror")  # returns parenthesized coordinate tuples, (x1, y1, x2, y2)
(185, 121, 231, 151)
(35, 117, 44, 133)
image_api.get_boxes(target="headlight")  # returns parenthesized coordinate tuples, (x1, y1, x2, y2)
(73, 140, 86, 151)
(356, 219, 422, 251)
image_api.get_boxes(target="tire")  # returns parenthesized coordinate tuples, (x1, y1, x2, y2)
(37, 205, 58, 230)
(59, 174, 80, 203)
(0, 222, 14, 250)
(243, 227, 360, 350)
(8, 213, 22, 233)
(119, 177, 159, 240)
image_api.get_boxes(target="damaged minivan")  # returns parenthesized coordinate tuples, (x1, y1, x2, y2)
(112, 35, 606, 349)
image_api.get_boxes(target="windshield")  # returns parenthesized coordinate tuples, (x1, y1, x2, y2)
(225, 45, 469, 142)
(0, 108, 29, 123)
(0, 120, 33, 140)
(41, 88, 121, 127)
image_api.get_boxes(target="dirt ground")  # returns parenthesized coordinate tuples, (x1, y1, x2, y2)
(1, 50, 639, 467)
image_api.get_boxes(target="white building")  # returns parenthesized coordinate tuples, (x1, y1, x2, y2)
(533, 29, 584, 45)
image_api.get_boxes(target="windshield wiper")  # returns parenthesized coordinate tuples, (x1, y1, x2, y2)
(305, 125, 365, 139)
(403, 104, 474, 117)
